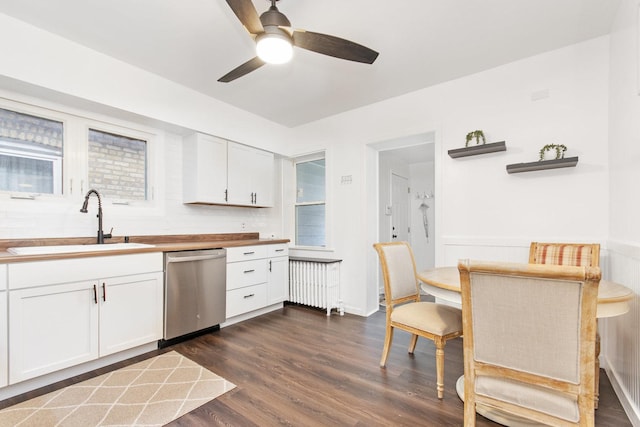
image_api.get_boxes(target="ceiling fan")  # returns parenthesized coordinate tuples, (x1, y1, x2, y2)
(218, 0, 379, 83)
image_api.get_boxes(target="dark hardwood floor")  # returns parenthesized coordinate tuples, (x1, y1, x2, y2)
(1, 304, 633, 426)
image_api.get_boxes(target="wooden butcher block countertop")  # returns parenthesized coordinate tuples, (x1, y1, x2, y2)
(0, 232, 289, 263)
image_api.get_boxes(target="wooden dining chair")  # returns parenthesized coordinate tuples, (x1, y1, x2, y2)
(373, 241, 463, 399)
(458, 259, 601, 426)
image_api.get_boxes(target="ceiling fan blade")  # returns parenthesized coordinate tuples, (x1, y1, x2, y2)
(292, 30, 379, 64)
(218, 57, 266, 83)
(225, 0, 264, 35)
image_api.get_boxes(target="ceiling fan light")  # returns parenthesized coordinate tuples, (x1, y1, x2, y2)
(256, 33, 293, 64)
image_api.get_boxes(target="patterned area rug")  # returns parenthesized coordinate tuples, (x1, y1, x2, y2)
(0, 351, 235, 426)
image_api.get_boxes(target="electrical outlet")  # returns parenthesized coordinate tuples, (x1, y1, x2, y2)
(241, 222, 246, 230)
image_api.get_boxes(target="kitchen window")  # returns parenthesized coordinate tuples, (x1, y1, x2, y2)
(0, 99, 156, 204)
(88, 128, 148, 201)
(0, 107, 64, 195)
(295, 154, 326, 247)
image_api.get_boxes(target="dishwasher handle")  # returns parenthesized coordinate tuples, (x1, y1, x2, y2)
(166, 252, 226, 263)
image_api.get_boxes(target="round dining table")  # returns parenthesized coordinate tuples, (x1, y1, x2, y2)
(417, 266, 634, 426)
(418, 266, 634, 318)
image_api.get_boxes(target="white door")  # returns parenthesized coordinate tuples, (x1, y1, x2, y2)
(390, 172, 410, 242)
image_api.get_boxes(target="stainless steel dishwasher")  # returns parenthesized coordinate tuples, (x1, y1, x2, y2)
(163, 249, 226, 343)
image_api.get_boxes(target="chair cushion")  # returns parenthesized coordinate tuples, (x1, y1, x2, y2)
(391, 302, 462, 335)
(475, 375, 579, 423)
(534, 244, 593, 267)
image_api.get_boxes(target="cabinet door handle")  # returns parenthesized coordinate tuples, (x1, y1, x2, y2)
(243, 293, 255, 299)
(102, 282, 106, 301)
(243, 269, 255, 274)
(93, 284, 98, 304)
(269, 260, 272, 272)
(243, 251, 255, 255)
(224, 189, 228, 202)
(275, 249, 284, 252)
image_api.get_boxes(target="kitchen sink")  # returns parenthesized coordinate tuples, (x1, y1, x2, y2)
(7, 242, 155, 255)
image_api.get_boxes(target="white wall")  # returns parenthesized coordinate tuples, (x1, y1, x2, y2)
(288, 36, 610, 316)
(604, 0, 640, 423)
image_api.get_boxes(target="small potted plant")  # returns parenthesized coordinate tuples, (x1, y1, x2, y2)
(538, 144, 567, 161)
(465, 130, 486, 147)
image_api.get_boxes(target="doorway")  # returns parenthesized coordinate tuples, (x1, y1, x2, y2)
(374, 136, 436, 298)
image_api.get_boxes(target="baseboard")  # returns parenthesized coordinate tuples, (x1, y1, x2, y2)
(603, 357, 640, 426)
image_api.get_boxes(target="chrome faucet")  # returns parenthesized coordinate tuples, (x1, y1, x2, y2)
(80, 189, 112, 244)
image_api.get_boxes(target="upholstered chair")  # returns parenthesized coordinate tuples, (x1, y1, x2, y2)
(373, 241, 463, 399)
(529, 241, 603, 408)
(458, 259, 600, 426)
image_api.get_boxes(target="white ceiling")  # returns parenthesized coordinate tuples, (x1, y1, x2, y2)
(0, 0, 620, 128)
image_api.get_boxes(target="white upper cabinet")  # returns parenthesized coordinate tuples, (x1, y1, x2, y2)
(183, 134, 274, 207)
(183, 133, 228, 204)
(227, 142, 274, 207)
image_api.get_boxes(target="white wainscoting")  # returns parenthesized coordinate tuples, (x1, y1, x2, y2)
(442, 237, 532, 266)
(442, 237, 639, 425)
(602, 240, 640, 426)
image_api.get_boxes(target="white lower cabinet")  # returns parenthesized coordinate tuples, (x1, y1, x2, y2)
(7, 253, 162, 384)
(226, 284, 268, 318)
(226, 244, 288, 319)
(267, 245, 288, 305)
(98, 273, 163, 357)
(9, 280, 99, 383)
(0, 265, 7, 388)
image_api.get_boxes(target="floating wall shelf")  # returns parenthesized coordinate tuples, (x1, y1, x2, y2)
(448, 141, 506, 158)
(506, 156, 579, 174)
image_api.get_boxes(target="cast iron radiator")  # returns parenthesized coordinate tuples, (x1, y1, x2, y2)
(288, 257, 343, 316)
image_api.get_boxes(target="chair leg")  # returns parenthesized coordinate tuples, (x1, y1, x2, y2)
(464, 397, 477, 426)
(435, 337, 446, 399)
(595, 331, 601, 409)
(380, 325, 394, 367)
(408, 334, 418, 354)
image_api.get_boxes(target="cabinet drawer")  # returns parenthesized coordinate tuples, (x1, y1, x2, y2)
(267, 244, 288, 257)
(226, 246, 268, 263)
(226, 284, 267, 318)
(226, 260, 267, 290)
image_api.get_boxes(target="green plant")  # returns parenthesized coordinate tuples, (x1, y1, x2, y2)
(465, 130, 486, 147)
(538, 144, 567, 161)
